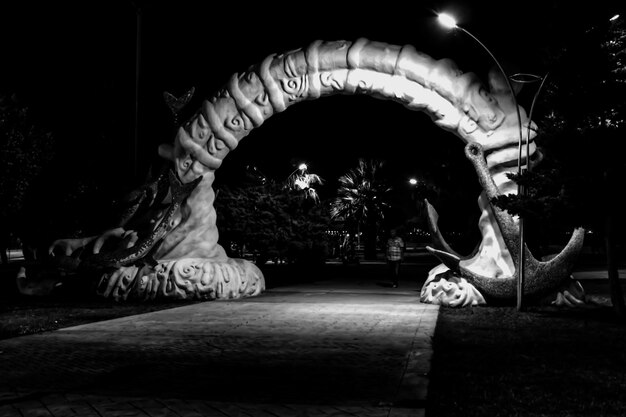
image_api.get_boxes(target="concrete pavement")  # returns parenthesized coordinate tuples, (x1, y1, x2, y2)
(0, 266, 438, 417)
(572, 268, 626, 280)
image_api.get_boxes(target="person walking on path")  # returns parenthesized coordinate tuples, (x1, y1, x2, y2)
(386, 229, 405, 288)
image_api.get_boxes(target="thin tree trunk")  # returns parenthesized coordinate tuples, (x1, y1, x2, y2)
(604, 169, 625, 319)
(364, 220, 378, 260)
(605, 214, 625, 318)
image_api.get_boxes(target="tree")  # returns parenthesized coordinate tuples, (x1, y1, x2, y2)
(0, 93, 55, 262)
(330, 158, 392, 260)
(214, 165, 331, 266)
(493, 15, 626, 317)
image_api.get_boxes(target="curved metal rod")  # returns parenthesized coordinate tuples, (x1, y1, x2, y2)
(526, 73, 550, 173)
(456, 28, 524, 176)
(456, 26, 525, 308)
(509, 73, 544, 83)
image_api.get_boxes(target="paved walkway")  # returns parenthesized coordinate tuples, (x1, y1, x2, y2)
(0, 269, 438, 417)
(572, 268, 626, 280)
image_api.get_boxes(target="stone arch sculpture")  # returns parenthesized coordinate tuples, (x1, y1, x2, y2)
(31, 38, 584, 306)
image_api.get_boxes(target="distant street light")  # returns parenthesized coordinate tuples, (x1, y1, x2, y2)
(437, 12, 527, 310)
(287, 162, 308, 181)
(437, 13, 457, 29)
(408, 178, 418, 206)
(286, 162, 308, 187)
(285, 162, 323, 203)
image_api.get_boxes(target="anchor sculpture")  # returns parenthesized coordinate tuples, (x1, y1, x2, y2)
(421, 142, 585, 307)
(19, 38, 584, 305)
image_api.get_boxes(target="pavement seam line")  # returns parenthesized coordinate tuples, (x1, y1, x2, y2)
(390, 305, 434, 416)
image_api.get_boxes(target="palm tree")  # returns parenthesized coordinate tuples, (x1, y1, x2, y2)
(330, 158, 392, 260)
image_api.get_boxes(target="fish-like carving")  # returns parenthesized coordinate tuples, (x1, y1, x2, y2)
(81, 171, 202, 269)
(163, 87, 195, 124)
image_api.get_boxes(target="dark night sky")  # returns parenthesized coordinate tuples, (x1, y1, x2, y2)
(0, 0, 622, 193)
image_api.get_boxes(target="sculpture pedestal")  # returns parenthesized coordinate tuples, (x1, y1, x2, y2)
(420, 263, 588, 308)
(420, 264, 487, 307)
(97, 257, 265, 301)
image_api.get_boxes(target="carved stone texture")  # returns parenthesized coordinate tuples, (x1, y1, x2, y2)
(420, 264, 487, 307)
(97, 258, 264, 301)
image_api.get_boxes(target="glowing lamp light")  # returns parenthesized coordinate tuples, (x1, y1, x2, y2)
(437, 13, 458, 29)
(409, 178, 418, 185)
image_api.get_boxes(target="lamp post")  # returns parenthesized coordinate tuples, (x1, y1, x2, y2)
(408, 177, 419, 201)
(286, 163, 308, 183)
(408, 177, 418, 207)
(286, 162, 308, 191)
(132, 1, 143, 183)
(510, 72, 550, 177)
(438, 13, 527, 310)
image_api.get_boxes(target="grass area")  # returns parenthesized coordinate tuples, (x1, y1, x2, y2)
(0, 262, 203, 340)
(0, 297, 202, 340)
(427, 282, 626, 417)
(0, 260, 351, 340)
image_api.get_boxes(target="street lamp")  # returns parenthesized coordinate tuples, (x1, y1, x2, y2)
(287, 163, 308, 180)
(408, 177, 418, 203)
(510, 72, 550, 178)
(285, 162, 308, 189)
(132, 1, 143, 183)
(437, 12, 527, 310)
(437, 14, 525, 173)
(285, 162, 323, 203)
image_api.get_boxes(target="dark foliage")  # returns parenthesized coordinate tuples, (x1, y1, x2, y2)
(214, 180, 332, 266)
(0, 93, 56, 260)
(492, 16, 626, 243)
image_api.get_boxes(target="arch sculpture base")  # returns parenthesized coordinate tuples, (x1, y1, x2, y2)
(97, 258, 265, 301)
